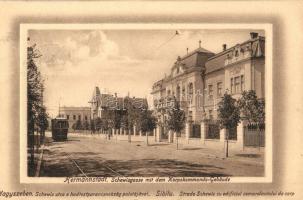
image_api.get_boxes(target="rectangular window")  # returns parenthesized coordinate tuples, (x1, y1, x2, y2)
(85, 116, 88, 120)
(241, 75, 245, 92)
(217, 82, 222, 97)
(188, 111, 193, 121)
(230, 78, 233, 94)
(209, 110, 213, 120)
(78, 115, 81, 120)
(208, 85, 213, 99)
(235, 76, 240, 93)
(67, 115, 69, 120)
(73, 115, 76, 120)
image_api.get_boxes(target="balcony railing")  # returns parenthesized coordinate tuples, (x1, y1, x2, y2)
(154, 97, 188, 110)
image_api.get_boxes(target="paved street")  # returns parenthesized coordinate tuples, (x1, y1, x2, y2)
(40, 131, 264, 177)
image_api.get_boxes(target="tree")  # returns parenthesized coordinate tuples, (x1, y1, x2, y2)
(36, 106, 49, 143)
(121, 113, 129, 135)
(138, 109, 157, 145)
(75, 119, 83, 130)
(95, 117, 102, 133)
(27, 43, 43, 175)
(238, 90, 265, 125)
(238, 90, 265, 148)
(123, 97, 140, 143)
(82, 120, 90, 131)
(217, 93, 240, 157)
(90, 119, 95, 134)
(72, 123, 77, 132)
(112, 110, 123, 131)
(166, 100, 186, 149)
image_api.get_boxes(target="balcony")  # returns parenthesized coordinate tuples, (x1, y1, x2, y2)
(154, 97, 188, 110)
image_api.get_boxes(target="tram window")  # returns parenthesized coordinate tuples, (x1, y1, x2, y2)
(56, 121, 66, 128)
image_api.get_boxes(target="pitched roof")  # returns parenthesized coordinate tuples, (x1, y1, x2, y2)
(181, 47, 214, 60)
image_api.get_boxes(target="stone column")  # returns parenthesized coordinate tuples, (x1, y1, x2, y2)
(156, 125, 161, 142)
(154, 128, 157, 141)
(173, 132, 177, 143)
(185, 122, 191, 141)
(220, 128, 227, 150)
(168, 130, 173, 143)
(237, 121, 245, 149)
(133, 125, 137, 136)
(220, 128, 226, 142)
(200, 121, 207, 143)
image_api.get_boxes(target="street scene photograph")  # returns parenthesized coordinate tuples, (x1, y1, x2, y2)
(25, 26, 266, 178)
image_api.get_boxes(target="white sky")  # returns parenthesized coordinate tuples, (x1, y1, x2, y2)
(28, 29, 264, 117)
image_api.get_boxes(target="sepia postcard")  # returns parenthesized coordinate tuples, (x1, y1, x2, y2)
(20, 23, 272, 184)
(0, 1, 303, 200)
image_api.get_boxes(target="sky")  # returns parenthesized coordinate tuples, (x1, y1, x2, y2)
(28, 29, 265, 117)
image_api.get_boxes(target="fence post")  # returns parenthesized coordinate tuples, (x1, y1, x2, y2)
(156, 125, 161, 142)
(168, 130, 173, 143)
(133, 125, 137, 136)
(237, 121, 245, 150)
(185, 122, 191, 143)
(200, 121, 207, 144)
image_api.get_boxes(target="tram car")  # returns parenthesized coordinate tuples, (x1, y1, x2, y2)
(51, 117, 69, 141)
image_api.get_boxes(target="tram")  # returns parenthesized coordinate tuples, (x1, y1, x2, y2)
(51, 117, 69, 141)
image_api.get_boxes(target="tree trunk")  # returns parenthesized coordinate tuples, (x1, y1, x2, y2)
(225, 129, 229, 158)
(176, 132, 179, 150)
(226, 139, 229, 158)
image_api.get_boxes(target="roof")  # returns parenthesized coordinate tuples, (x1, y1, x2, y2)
(180, 47, 214, 60)
(205, 36, 265, 74)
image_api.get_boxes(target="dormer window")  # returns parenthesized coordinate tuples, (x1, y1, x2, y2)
(177, 66, 180, 74)
(235, 50, 239, 57)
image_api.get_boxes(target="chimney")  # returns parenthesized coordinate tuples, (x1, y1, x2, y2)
(222, 44, 227, 51)
(250, 32, 259, 39)
(186, 48, 189, 54)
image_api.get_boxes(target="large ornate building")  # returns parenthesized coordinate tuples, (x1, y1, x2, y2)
(151, 32, 265, 148)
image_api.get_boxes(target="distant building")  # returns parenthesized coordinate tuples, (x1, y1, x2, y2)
(151, 32, 265, 148)
(89, 86, 148, 120)
(59, 106, 91, 130)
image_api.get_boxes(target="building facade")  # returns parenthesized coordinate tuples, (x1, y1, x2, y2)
(89, 86, 149, 136)
(151, 32, 265, 149)
(59, 106, 91, 130)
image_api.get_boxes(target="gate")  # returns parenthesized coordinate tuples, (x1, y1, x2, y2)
(205, 120, 220, 139)
(244, 124, 265, 147)
(191, 124, 201, 138)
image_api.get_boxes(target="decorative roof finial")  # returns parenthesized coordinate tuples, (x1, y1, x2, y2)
(187, 47, 189, 54)
(199, 40, 202, 48)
